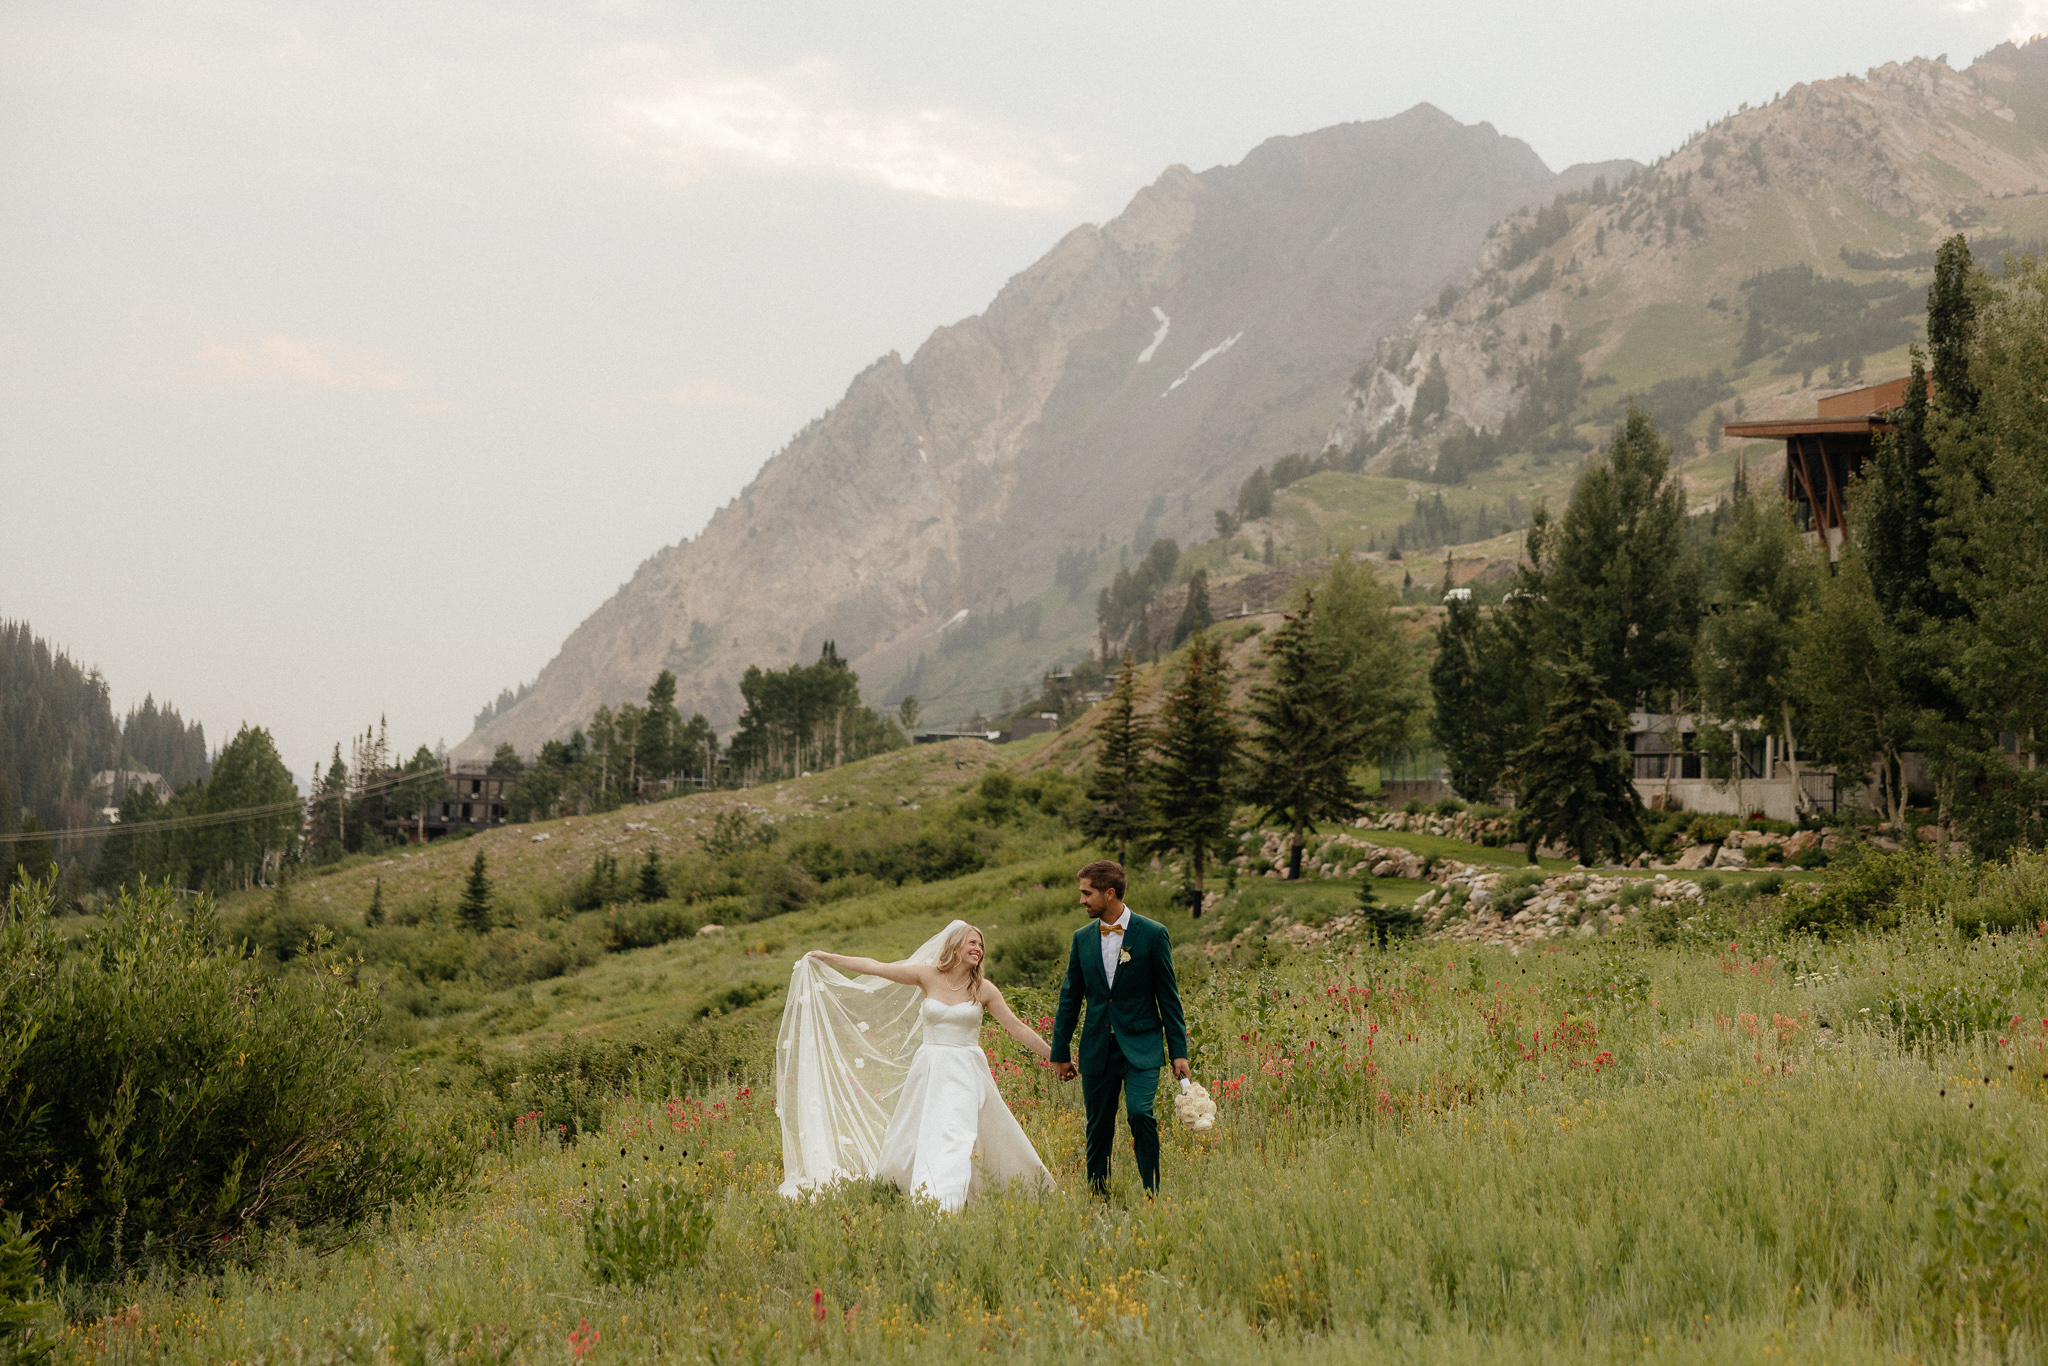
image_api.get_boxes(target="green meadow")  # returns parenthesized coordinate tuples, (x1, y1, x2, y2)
(12, 741, 2048, 1364)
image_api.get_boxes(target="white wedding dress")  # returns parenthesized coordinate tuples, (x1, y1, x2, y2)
(776, 922, 1053, 1212)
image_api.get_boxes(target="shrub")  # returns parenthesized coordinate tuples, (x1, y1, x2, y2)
(1948, 852, 2048, 939)
(987, 921, 1066, 988)
(0, 1213, 54, 1364)
(1356, 881, 1424, 948)
(1780, 846, 1927, 938)
(703, 810, 778, 858)
(1926, 1152, 2048, 1337)
(692, 980, 778, 1020)
(738, 850, 817, 922)
(584, 1183, 713, 1286)
(477, 1019, 762, 1138)
(0, 877, 458, 1276)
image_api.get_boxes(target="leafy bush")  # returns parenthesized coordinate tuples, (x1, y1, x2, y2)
(788, 818, 991, 890)
(1883, 982, 2008, 1044)
(702, 810, 778, 858)
(585, 1183, 713, 1286)
(1356, 881, 1424, 948)
(604, 901, 704, 951)
(1926, 1152, 2048, 1337)
(1779, 846, 1928, 938)
(738, 850, 818, 922)
(0, 1213, 55, 1363)
(0, 877, 459, 1276)
(691, 980, 778, 1020)
(1948, 852, 2048, 939)
(477, 1018, 763, 1138)
(987, 922, 1067, 988)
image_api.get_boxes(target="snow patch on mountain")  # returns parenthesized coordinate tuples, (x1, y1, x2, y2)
(1163, 332, 1242, 395)
(1136, 306, 1171, 363)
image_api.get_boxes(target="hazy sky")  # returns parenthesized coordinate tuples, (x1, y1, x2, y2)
(4, 0, 2041, 786)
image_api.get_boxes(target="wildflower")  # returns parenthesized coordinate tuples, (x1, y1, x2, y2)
(813, 1288, 826, 1322)
(568, 1318, 600, 1360)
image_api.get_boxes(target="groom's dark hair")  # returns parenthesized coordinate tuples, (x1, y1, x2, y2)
(1078, 860, 1126, 899)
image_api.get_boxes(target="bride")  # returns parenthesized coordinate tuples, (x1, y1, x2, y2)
(775, 920, 1055, 1211)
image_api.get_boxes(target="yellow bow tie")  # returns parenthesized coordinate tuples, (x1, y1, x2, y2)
(1098, 922, 1123, 938)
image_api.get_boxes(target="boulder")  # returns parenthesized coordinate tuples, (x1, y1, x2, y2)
(1372, 859, 1398, 877)
(1711, 847, 1749, 870)
(1916, 825, 1945, 844)
(1674, 844, 1718, 870)
(1784, 829, 1819, 858)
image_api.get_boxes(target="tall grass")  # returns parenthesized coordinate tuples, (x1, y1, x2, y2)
(44, 917, 2048, 1363)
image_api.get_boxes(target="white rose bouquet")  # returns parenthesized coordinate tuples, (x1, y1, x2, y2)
(1174, 1077, 1217, 1132)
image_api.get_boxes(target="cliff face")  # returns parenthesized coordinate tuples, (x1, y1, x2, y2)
(461, 103, 1595, 755)
(1329, 51, 2048, 473)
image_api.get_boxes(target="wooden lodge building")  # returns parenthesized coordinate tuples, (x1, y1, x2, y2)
(1723, 375, 1922, 558)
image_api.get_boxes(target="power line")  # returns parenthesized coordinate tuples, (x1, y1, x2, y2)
(0, 765, 450, 847)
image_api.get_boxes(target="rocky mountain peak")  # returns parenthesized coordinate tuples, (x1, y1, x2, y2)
(455, 103, 1592, 758)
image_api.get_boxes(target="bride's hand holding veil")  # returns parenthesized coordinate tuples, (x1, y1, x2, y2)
(803, 948, 1052, 1060)
(804, 950, 930, 986)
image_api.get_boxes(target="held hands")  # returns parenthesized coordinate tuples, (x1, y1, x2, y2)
(1051, 1061, 1078, 1081)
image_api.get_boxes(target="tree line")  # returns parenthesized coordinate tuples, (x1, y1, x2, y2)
(1, 620, 213, 892)
(1083, 554, 1422, 912)
(502, 644, 903, 822)
(1430, 236, 2048, 861)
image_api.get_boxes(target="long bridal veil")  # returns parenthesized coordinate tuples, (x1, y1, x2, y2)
(774, 920, 967, 1198)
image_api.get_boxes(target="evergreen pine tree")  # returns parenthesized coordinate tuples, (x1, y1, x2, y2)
(1510, 660, 1645, 868)
(10, 815, 52, 884)
(1355, 878, 1423, 949)
(1529, 406, 1696, 707)
(458, 849, 493, 932)
(1171, 571, 1213, 648)
(1428, 593, 1546, 801)
(1147, 631, 1241, 916)
(365, 878, 385, 928)
(1082, 654, 1152, 864)
(1240, 590, 1370, 879)
(637, 847, 666, 902)
(640, 670, 679, 786)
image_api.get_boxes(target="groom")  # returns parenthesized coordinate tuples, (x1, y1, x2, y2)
(1051, 860, 1189, 1197)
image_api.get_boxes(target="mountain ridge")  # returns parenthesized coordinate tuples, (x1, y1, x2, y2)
(460, 103, 1605, 756)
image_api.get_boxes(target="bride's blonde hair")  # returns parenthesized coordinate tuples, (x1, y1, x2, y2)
(935, 922, 985, 995)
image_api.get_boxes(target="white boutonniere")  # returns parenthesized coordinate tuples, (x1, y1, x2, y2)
(1119, 948, 1132, 964)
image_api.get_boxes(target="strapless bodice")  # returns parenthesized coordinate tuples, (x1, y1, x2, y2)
(920, 997, 983, 1049)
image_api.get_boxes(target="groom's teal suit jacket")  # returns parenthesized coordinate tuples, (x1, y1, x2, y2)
(1051, 914, 1188, 1073)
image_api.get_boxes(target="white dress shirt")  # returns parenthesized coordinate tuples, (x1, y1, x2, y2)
(1099, 906, 1131, 987)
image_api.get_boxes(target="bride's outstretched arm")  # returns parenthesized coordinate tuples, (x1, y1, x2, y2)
(980, 982, 1053, 1061)
(806, 950, 929, 987)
